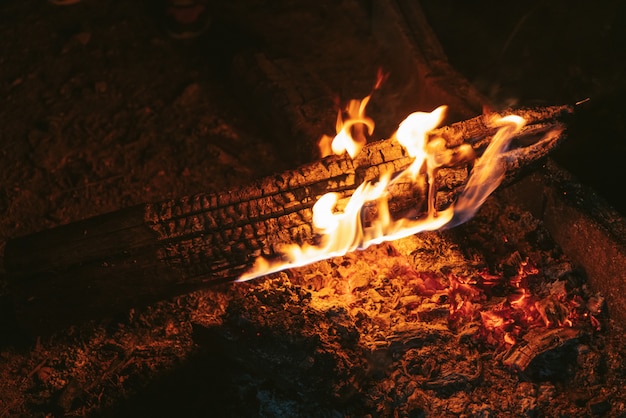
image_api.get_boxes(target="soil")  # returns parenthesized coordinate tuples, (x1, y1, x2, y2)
(1, 0, 625, 417)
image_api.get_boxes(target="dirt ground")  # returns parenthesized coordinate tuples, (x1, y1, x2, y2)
(1, 0, 625, 417)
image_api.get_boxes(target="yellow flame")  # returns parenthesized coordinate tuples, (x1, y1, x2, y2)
(448, 114, 525, 227)
(240, 103, 526, 282)
(394, 105, 447, 178)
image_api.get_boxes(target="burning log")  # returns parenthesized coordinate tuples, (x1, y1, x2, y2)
(4, 105, 571, 334)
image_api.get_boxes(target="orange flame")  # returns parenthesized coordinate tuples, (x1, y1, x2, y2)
(320, 95, 375, 159)
(319, 71, 386, 158)
(240, 98, 526, 282)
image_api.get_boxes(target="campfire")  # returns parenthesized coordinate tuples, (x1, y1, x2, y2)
(4, 86, 618, 416)
(2, 1, 625, 417)
(4, 100, 571, 333)
(238, 75, 566, 281)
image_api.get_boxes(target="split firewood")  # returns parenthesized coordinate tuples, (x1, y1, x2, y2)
(4, 105, 571, 334)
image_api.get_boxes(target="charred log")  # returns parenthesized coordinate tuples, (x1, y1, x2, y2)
(4, 105, 571, 334)
(501, 327, 583, 372)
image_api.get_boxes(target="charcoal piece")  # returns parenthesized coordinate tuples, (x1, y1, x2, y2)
(501, 327, 583, 372)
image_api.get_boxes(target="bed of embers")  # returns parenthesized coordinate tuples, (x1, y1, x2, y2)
(193, 194, 622, 417)
(3, 191, 625, 417)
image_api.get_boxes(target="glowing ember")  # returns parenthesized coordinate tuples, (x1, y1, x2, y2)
(240, 92, 526, 282)
(434, 252, 603, 350)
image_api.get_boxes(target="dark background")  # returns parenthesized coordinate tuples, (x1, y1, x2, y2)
(423, 0, 626, 214)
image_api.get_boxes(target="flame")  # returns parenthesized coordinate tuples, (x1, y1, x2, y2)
(319, 71, 386, 158)
(240, 97, 526, 282)
(448, 114, 525, 227)
(322, 96, 375, 159)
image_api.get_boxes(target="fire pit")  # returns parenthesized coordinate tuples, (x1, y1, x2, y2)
(0, 0, 625, 417)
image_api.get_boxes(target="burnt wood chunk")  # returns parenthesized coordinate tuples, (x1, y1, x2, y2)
(4, 105, 570, 335)
(501, 327, 583, 371)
